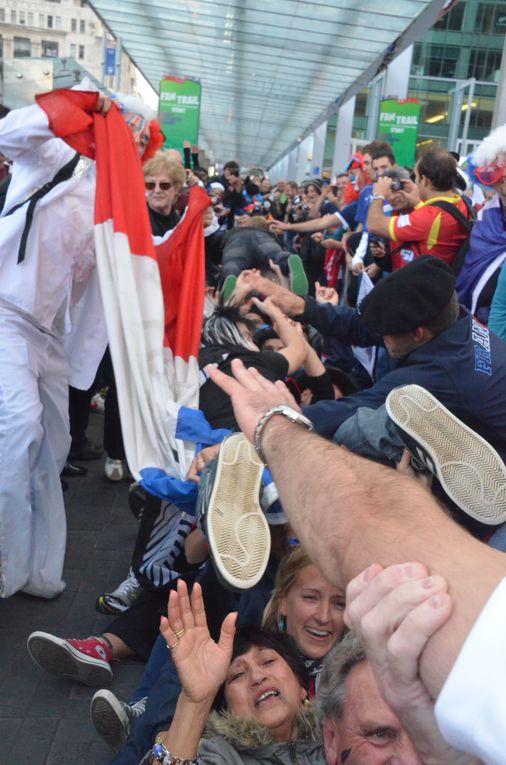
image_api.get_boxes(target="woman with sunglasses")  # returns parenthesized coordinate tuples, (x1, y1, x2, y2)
(144, 152, 186, 237)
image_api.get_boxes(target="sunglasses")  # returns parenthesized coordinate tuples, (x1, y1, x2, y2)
(145, 181, 173, 191)
(474, 164, 504, 186)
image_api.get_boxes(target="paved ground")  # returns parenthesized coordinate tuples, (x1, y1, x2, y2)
(0, 415, 144, 765)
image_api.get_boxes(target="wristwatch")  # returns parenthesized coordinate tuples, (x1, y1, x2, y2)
(254, 405, 314, 463)
(371, 193, 386, 201)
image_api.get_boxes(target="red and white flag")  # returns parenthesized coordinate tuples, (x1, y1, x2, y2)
(37, 89, 208, 479)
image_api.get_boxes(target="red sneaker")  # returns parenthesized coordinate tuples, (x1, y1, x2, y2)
(27, 631, 113, 687)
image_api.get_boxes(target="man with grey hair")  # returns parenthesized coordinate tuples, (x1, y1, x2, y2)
(318, 633, 423, 764)
(317, 591, 479, 765)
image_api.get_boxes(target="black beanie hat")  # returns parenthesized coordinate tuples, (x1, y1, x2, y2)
(359, 256, 456, 335)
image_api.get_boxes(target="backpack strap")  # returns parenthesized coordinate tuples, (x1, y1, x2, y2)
(4, 152, 81, 264)
(429, 199, 474, 232)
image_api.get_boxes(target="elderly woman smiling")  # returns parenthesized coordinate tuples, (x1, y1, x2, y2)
(143, 151, 186, 237)
(141, 579, 324, 765)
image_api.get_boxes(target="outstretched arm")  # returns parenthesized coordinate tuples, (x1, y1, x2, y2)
(272, 211, 339, 234)
(208, 359, 506, 701)
(154, 580, 237, 761)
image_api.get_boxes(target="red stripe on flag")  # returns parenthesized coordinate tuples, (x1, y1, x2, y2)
(156, 187, 209, 361)
(93, 106, 156, 261)
(36, 89, 99, 158)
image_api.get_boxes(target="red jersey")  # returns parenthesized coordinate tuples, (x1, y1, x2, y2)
(387, 195, 471, 270)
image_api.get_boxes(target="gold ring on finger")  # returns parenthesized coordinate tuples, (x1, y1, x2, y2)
(167, 639, 179, 650)
(175, 628, 186, 638)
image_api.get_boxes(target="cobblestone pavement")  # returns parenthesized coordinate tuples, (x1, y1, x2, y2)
(0, 415, 144, 764)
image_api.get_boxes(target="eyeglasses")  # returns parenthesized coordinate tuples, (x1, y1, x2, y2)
(145, 181, 173, 191)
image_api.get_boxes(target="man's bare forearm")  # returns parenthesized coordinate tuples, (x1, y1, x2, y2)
(260, 417, 506, 698)
(367, 198, 391, 238)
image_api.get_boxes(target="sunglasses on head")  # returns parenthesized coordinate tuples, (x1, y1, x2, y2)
(145, 180, 172, 191)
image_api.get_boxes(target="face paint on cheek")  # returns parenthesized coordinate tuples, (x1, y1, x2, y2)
(124, 113, 150, 155)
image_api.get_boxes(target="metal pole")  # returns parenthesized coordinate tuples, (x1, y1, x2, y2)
(461, 78, 475, 156)
(114, 37, 121, 93)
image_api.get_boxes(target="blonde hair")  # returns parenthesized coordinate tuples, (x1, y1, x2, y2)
(262, 546, 312, 630)
(143, 152, 186, 188)
(241, 216, 272, 233)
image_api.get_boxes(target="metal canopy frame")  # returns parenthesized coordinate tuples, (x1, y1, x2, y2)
(88, 0, 446, 167)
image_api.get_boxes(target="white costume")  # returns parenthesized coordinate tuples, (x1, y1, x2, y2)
(0, 100, 107, 598)
(435, 578, 506, 765)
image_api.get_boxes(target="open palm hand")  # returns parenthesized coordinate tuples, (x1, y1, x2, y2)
(160, 580, 237, 704)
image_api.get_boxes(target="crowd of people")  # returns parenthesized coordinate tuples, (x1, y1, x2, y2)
(1, 81, 506, 765)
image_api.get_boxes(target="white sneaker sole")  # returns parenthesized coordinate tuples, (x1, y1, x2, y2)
(27, 631, 113, 687)
(206, 434, 270, 590)
(90, 689, 130, 750)
(386, 384, 506, 525)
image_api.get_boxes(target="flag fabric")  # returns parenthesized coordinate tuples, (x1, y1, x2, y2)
(93, 106, 209, 480)
(37, 88, 209, 481)
(352, 272, 378, 377)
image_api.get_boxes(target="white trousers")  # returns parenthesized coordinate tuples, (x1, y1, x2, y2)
(0, 309, 70, 598)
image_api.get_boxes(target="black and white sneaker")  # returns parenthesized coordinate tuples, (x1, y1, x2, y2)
(199, 433, 271, 590)
(91, 689, 147, 750)
(386, 384, 506, 525)
(95, 568, 143, 615)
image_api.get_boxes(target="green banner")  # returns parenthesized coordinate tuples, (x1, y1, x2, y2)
(377, 99, 421, 168)
(158, 77, 201, 154)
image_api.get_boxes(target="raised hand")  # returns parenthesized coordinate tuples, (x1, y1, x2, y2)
(344, 564, 478, 765)
(315, 281, 339, 305)
(160, 580, 237, 704)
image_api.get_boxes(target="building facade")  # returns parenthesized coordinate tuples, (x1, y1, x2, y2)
(0, 0, 141, 108)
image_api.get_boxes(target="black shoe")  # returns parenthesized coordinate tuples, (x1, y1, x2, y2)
(128, 482, 146, 521)
(69, 438, 104, 461)
(61, 461, 88, 477)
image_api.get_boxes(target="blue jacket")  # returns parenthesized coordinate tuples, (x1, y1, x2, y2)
(301, 299, 506, 461)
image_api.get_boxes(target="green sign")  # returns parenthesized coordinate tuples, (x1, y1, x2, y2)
(377, 99, 421, 168)
(158, 77, 201, 154)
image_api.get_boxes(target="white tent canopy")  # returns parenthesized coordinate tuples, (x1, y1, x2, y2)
(89, 0, 447, 167)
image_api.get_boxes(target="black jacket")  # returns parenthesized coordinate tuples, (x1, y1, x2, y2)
(301, 300, 506, 461)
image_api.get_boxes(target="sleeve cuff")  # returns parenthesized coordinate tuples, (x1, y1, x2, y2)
(435, 578, 506, 765)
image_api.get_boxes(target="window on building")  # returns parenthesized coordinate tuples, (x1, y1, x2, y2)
(468, 49, 503, 81)
(39, 14, 45, 26)
(70, 43, 76, 57)
(0, 36, 3, 59)
(10, 9, 16, 23)
(71, 18, 77, 32)
(42, 40, 59, 58)
(19, 11, 26, 24)
(80, 19, 86, 33)
(28, 12, 34, 25)
(412, 43, 460, 78)
(433, 2, 465, 31)
(0, 9, 6, 23)
(13, 37, 32, 58)
(56, 16, 62, 29)
(47, 15, 53, 28)
(78, 45, 85, 59)
(477, 2, 506, 34)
